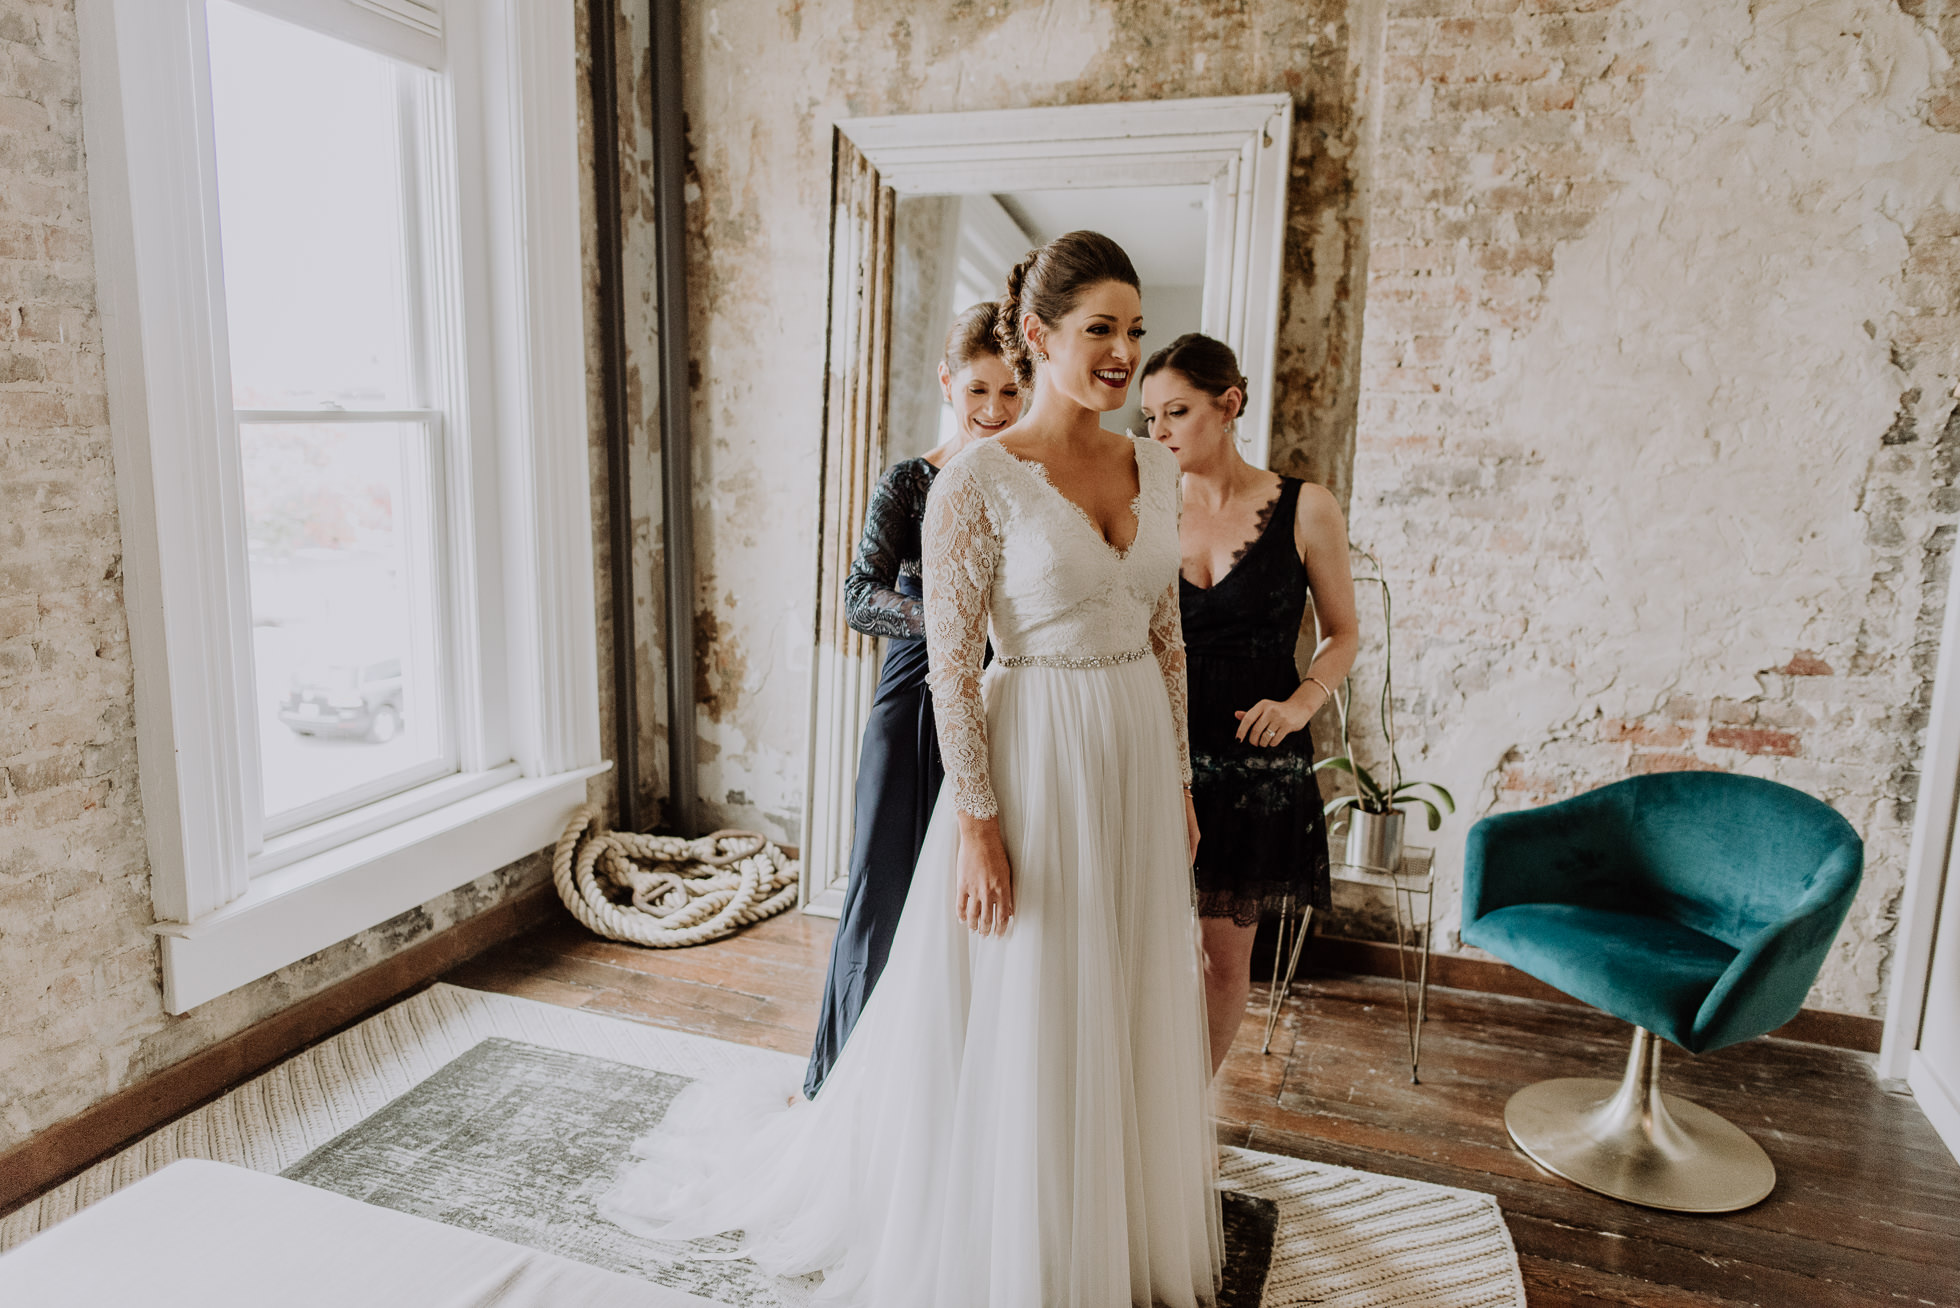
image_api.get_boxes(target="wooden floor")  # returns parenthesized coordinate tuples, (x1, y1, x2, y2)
(445, 911, 1960, 1308)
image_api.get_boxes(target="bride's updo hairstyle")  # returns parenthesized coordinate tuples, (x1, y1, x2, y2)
(943, 301, 1006, 374)
(993, 230, 1141, 386)
(1140, 332, 1250, 419)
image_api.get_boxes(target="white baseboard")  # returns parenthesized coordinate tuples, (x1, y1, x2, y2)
(1907, 1051, 1960, 1167)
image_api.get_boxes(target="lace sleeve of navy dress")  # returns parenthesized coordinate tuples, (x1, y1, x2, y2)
(844, 458, 937, 640)
(921, 455, 1002, 819)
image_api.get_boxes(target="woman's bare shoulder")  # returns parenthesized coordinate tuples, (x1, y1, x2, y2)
(1293, 479, 1347, 555)
(1294, 479, 1342, 522)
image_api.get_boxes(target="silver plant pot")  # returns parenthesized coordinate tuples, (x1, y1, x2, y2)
(1339, 807, 1405, 873)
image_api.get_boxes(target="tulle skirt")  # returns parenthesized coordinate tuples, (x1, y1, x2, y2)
(602, 656, 1223, 1308)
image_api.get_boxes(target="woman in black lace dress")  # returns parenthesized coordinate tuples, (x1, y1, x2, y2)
(1141, 334, 1359, 1075)
(803, 304, 1022, 1097)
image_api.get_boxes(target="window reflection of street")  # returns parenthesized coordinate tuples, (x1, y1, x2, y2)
(253, 621, 422, 822)
(255, 622, 419, 819)
(242, 433, 439, 825)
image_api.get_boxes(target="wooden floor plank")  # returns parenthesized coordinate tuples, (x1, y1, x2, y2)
(444, 908, 1960, 1308)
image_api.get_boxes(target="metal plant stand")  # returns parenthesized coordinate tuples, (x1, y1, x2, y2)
(1260, 845, 1436, 1082)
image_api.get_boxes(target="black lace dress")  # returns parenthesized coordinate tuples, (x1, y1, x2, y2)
(1181, 476, 1332, 925)
(805, 457, 942, 1098)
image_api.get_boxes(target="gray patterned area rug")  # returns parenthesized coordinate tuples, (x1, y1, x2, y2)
(2, 984, 1526, 1307)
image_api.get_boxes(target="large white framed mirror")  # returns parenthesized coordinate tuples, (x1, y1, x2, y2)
(802, 94, 1293, 911)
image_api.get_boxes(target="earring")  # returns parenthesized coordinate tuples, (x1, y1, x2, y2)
(1034, 351, 1048, 363)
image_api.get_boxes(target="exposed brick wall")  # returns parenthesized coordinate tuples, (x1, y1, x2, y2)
(1344, 0, 1960, 1016)
(0, 0, 157, 1146)
(0, 0, 569, 1153)
(682, 0, 1375, 839)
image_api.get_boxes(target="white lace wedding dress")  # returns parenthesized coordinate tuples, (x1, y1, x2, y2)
(603, 435, 1222, 1308)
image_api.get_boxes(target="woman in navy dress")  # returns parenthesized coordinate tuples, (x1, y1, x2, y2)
(1140, 333, 1360, 1075)
(803, 303, 1023, 1097)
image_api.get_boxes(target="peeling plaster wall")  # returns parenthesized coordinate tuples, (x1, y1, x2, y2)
(680, 0, 1377, 841)
(582, 0, 671, 826)
(1349, 0, 1960, 1016)
(0, 0, 605, 1150)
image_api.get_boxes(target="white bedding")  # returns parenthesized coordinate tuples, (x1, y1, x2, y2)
(0, 1158, 721, 1308)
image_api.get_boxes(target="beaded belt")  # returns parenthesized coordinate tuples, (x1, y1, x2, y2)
(995, 647, 1149, 670)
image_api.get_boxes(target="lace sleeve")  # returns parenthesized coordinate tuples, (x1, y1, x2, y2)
(1148, 580, 1194, 786)
(843, 462, 930, 639)
(922, 458, 1002, 818)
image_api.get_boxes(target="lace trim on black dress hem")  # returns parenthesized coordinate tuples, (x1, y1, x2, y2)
(1196, 888, 1308, 928)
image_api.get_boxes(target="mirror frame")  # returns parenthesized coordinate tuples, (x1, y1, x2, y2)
(801, 94, 1294, 911)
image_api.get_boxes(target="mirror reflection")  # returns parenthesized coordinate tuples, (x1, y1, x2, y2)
(886, 185, 1211, 462)
(806, 185, 1218, 1093)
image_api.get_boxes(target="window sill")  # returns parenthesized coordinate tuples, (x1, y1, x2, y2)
(153, 763, 608, 1013)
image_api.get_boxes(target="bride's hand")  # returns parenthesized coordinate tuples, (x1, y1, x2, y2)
(1183, 790, 1200, 864)
(955, 814, 1015, 936)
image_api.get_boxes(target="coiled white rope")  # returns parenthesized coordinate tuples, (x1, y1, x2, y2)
(551, 804, 802, 948)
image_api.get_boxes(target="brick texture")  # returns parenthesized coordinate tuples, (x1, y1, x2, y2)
(1341, 0, 1960, 1016)
(0, 0, 566, 1154)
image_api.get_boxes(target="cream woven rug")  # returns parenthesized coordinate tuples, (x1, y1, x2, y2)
(2, 983, 1525, 1307)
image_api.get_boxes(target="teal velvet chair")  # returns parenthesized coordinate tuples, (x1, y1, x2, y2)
(1461, 772, 1863, 1212)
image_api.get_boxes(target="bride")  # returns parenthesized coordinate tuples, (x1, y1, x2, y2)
(604, 229, 1222, 1308)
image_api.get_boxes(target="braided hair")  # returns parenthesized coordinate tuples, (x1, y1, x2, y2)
(993, 230, 1141, 386)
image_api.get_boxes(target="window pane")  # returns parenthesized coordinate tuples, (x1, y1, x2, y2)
(207, 1, 416, 410)
(241, 422, 445, 825)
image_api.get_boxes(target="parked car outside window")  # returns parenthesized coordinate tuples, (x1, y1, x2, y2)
(278, 657, 405, 743)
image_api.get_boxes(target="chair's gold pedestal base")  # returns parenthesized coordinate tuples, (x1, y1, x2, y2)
(1504, 1028, 1776, 1214)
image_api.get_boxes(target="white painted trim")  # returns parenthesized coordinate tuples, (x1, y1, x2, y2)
(1908, 1051, 1960, 1167)
(351, 0, 441, 41)
(1880, 543, 1960, 1079)
(78, 0, 256, 923)
(234, 409, 442, 423)
(472, 0, 601, 781)
(251, 762, 520, 874)
(836, 94, 1292, 465)
(155, 764, 605, 1013)
(221, 0, 444, 70)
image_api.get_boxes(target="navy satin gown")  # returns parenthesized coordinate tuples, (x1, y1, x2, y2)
(805, 459, 944, 1098)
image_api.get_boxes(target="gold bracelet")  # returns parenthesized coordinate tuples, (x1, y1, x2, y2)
(1305, 675, 1335, 710)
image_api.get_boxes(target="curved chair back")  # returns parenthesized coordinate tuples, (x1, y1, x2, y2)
(1463, 772, 1863, 1053)
(1610, 773, 1859, 952)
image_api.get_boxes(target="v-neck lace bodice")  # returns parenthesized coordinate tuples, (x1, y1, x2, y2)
(921, 435, 1191, 817)
(999, 444, 1144, 560)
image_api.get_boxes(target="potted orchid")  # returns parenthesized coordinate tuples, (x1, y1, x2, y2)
(1311, 547, 1454, 872)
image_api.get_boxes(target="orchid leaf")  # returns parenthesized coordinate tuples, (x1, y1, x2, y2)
(1391, 780, 1455, 814)
(1402, 796, 1446, 831)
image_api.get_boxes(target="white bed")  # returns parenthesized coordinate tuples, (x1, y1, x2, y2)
(0, 1158, 722, 1308)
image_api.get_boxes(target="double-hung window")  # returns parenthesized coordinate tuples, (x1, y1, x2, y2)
(211, 1, 455, 836)
(79, 0, 603, 1012)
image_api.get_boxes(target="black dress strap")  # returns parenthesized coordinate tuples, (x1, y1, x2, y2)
(1182, 477, 1308, 662)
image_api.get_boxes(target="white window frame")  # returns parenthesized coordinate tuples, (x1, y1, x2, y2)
(78, 0, 604, 1013)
